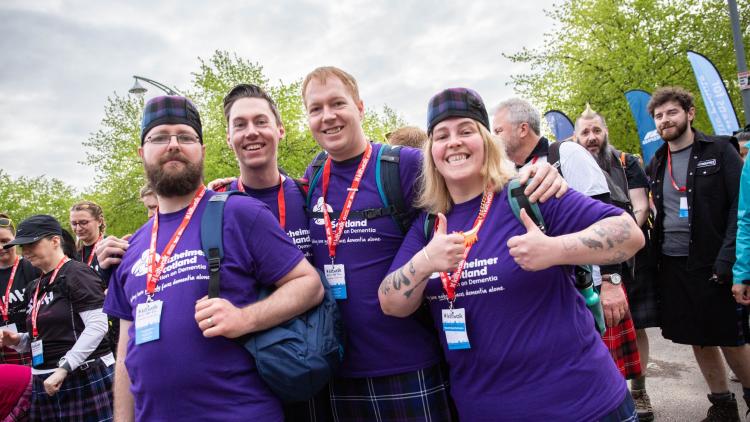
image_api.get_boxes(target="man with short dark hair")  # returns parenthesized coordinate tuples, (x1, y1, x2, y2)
(646, 86, 750, 421)
(103, 95, 323, 421)
(575, 104, 655, 421)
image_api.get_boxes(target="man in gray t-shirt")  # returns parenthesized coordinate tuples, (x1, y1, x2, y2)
(661, 146, 691, 256)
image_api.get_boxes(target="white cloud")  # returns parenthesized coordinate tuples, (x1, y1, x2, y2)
(0, 0, 557, 190)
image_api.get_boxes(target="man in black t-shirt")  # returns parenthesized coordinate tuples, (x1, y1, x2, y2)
(0, 215, 40, 365)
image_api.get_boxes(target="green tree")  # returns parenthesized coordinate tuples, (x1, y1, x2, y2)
(83, 50, 405, 236)
(0, 170, 79, 227)
(505, 0, 750, 153)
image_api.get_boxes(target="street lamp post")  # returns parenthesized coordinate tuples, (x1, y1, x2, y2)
(128, 75, 180, 96)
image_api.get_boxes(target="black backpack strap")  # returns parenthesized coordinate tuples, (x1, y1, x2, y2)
(201, 191, 247, 299)
(376, 144, 412, 234)
(507, 178, 546, 233)
(305, 151, 329, 210)
(547, 140, 563, 177)
(423, 213, 438, 241)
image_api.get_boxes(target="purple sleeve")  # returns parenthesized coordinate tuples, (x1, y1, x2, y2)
(103, 264, 133, 321)
(539, 189, 624, 237)
(224, 198, 305, 287)
(387, 212, 429, 275)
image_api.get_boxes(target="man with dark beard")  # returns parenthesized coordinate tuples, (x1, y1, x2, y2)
(102, 95, 323, 421)
(646, 87, 750, 421)
(575, 104, 655, 421)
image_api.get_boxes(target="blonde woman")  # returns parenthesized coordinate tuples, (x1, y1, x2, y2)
(69, 201, 106, 275)
(378, 88, 644, 421)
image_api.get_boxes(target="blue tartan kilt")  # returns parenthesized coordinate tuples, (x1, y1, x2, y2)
(329, 363, 456, 422)
(30, 359, 113, 422)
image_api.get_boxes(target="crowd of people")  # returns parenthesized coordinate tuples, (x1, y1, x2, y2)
(0, 65, 748, 422)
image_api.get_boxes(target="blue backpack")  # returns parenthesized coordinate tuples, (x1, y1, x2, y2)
(201, 191, 344, 402)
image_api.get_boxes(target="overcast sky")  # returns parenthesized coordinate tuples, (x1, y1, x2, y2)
(0, 0, 558, 190)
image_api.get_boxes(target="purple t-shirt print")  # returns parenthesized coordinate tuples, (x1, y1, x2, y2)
(104, 191, 304, 422)
(389, 188, 628, 421)
(304, 143, 443, 377)
(230, 176, 312, 259)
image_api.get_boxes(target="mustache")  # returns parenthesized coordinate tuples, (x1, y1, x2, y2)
(158, 152, 189, 165)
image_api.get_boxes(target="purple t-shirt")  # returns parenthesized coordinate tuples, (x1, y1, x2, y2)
(104, 191, 304, 421)
(229, 177, 312, 259)
(304, 143, 442, 377)
(388, 188, 628, 421)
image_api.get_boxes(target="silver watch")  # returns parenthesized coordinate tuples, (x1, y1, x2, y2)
(605, 273, 622, 285)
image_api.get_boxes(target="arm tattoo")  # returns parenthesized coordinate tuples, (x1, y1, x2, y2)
(408, 260, 416, 276)
(602, 251, 627, 265)
(392, 267, 411, 290)
(404, 277, 429, 299)
(380, 260, 416, 296)
(579, 237, 604, 250)
(562, 237, 578, 251)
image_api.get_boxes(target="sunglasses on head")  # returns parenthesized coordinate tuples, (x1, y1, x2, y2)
(0, 218, 12, 228)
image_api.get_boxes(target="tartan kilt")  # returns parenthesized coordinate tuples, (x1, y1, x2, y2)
(602, 312, 642, 380)
(329, 363, 456, 422)
(30, 359, 113, 422)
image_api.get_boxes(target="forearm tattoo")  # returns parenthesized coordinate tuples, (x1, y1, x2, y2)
(577, 216, 632, 262)
(380, 259, 428, 300)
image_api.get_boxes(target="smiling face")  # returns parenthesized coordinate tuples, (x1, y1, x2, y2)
(304, 76, 366, 161)
(431, 117, 486, 193)
(226, 97, 285, 173)
(653, 100, 694, 143)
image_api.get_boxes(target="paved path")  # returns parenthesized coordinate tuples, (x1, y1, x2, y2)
(645, 327, 747, 421)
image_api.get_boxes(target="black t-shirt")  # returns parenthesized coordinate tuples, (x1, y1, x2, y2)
(79, 242, 111, 288)
(24, 259, 111, 369)
(624, 154, 649, 190)
(0, 257, 39, 331)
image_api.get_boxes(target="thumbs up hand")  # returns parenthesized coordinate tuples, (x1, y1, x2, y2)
(507, 209, 555, 271)
(424, 213, 466, 273)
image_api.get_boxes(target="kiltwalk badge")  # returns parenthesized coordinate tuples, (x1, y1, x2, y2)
(442, 308, 471, 350)
(135, 300, 163, 345)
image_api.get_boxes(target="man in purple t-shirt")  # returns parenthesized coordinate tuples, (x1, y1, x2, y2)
(300, 66, 567, 421)
(103, 95, 323, 421)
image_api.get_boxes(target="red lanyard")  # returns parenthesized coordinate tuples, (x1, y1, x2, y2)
(322, 144, 372, 261)
(531, 156, 539, 164)
(84, 235, 102, 267)
(237, 174, 286, 229)
(31, 256, 69, 338)
(146, 185, 206, 298)
(1, 256, 20, 322)
(666, 148, 686, 192)
(439, 191, 495, 303)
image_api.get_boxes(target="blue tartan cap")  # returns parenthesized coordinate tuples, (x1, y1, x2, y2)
(140, 95, 203, 144)
(426, 88, 489, 136)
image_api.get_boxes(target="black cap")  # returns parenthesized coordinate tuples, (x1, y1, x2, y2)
(3, 215, 63, 249)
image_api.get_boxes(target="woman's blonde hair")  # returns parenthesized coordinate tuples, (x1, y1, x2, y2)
(416, 121, 516, 214)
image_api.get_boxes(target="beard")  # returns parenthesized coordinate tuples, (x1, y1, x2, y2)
(658, 118, 689, 143)
(592, 135, 612, 172)
(144, 151, 204, 197)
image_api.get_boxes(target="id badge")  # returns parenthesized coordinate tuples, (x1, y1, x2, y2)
(135, 300, 163, 345)
(31, 339, 44, 366)
(325, 264, 347, 300)
(442, 308, 471, 350)
(1, 323, 17, 334)
(679, 197, 688, 218)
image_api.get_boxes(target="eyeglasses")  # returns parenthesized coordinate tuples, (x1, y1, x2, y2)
(145, 134, 200, 145)
(70, 220, 91, 227)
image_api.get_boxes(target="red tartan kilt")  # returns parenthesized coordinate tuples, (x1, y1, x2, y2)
(602, 311, 642, 380)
